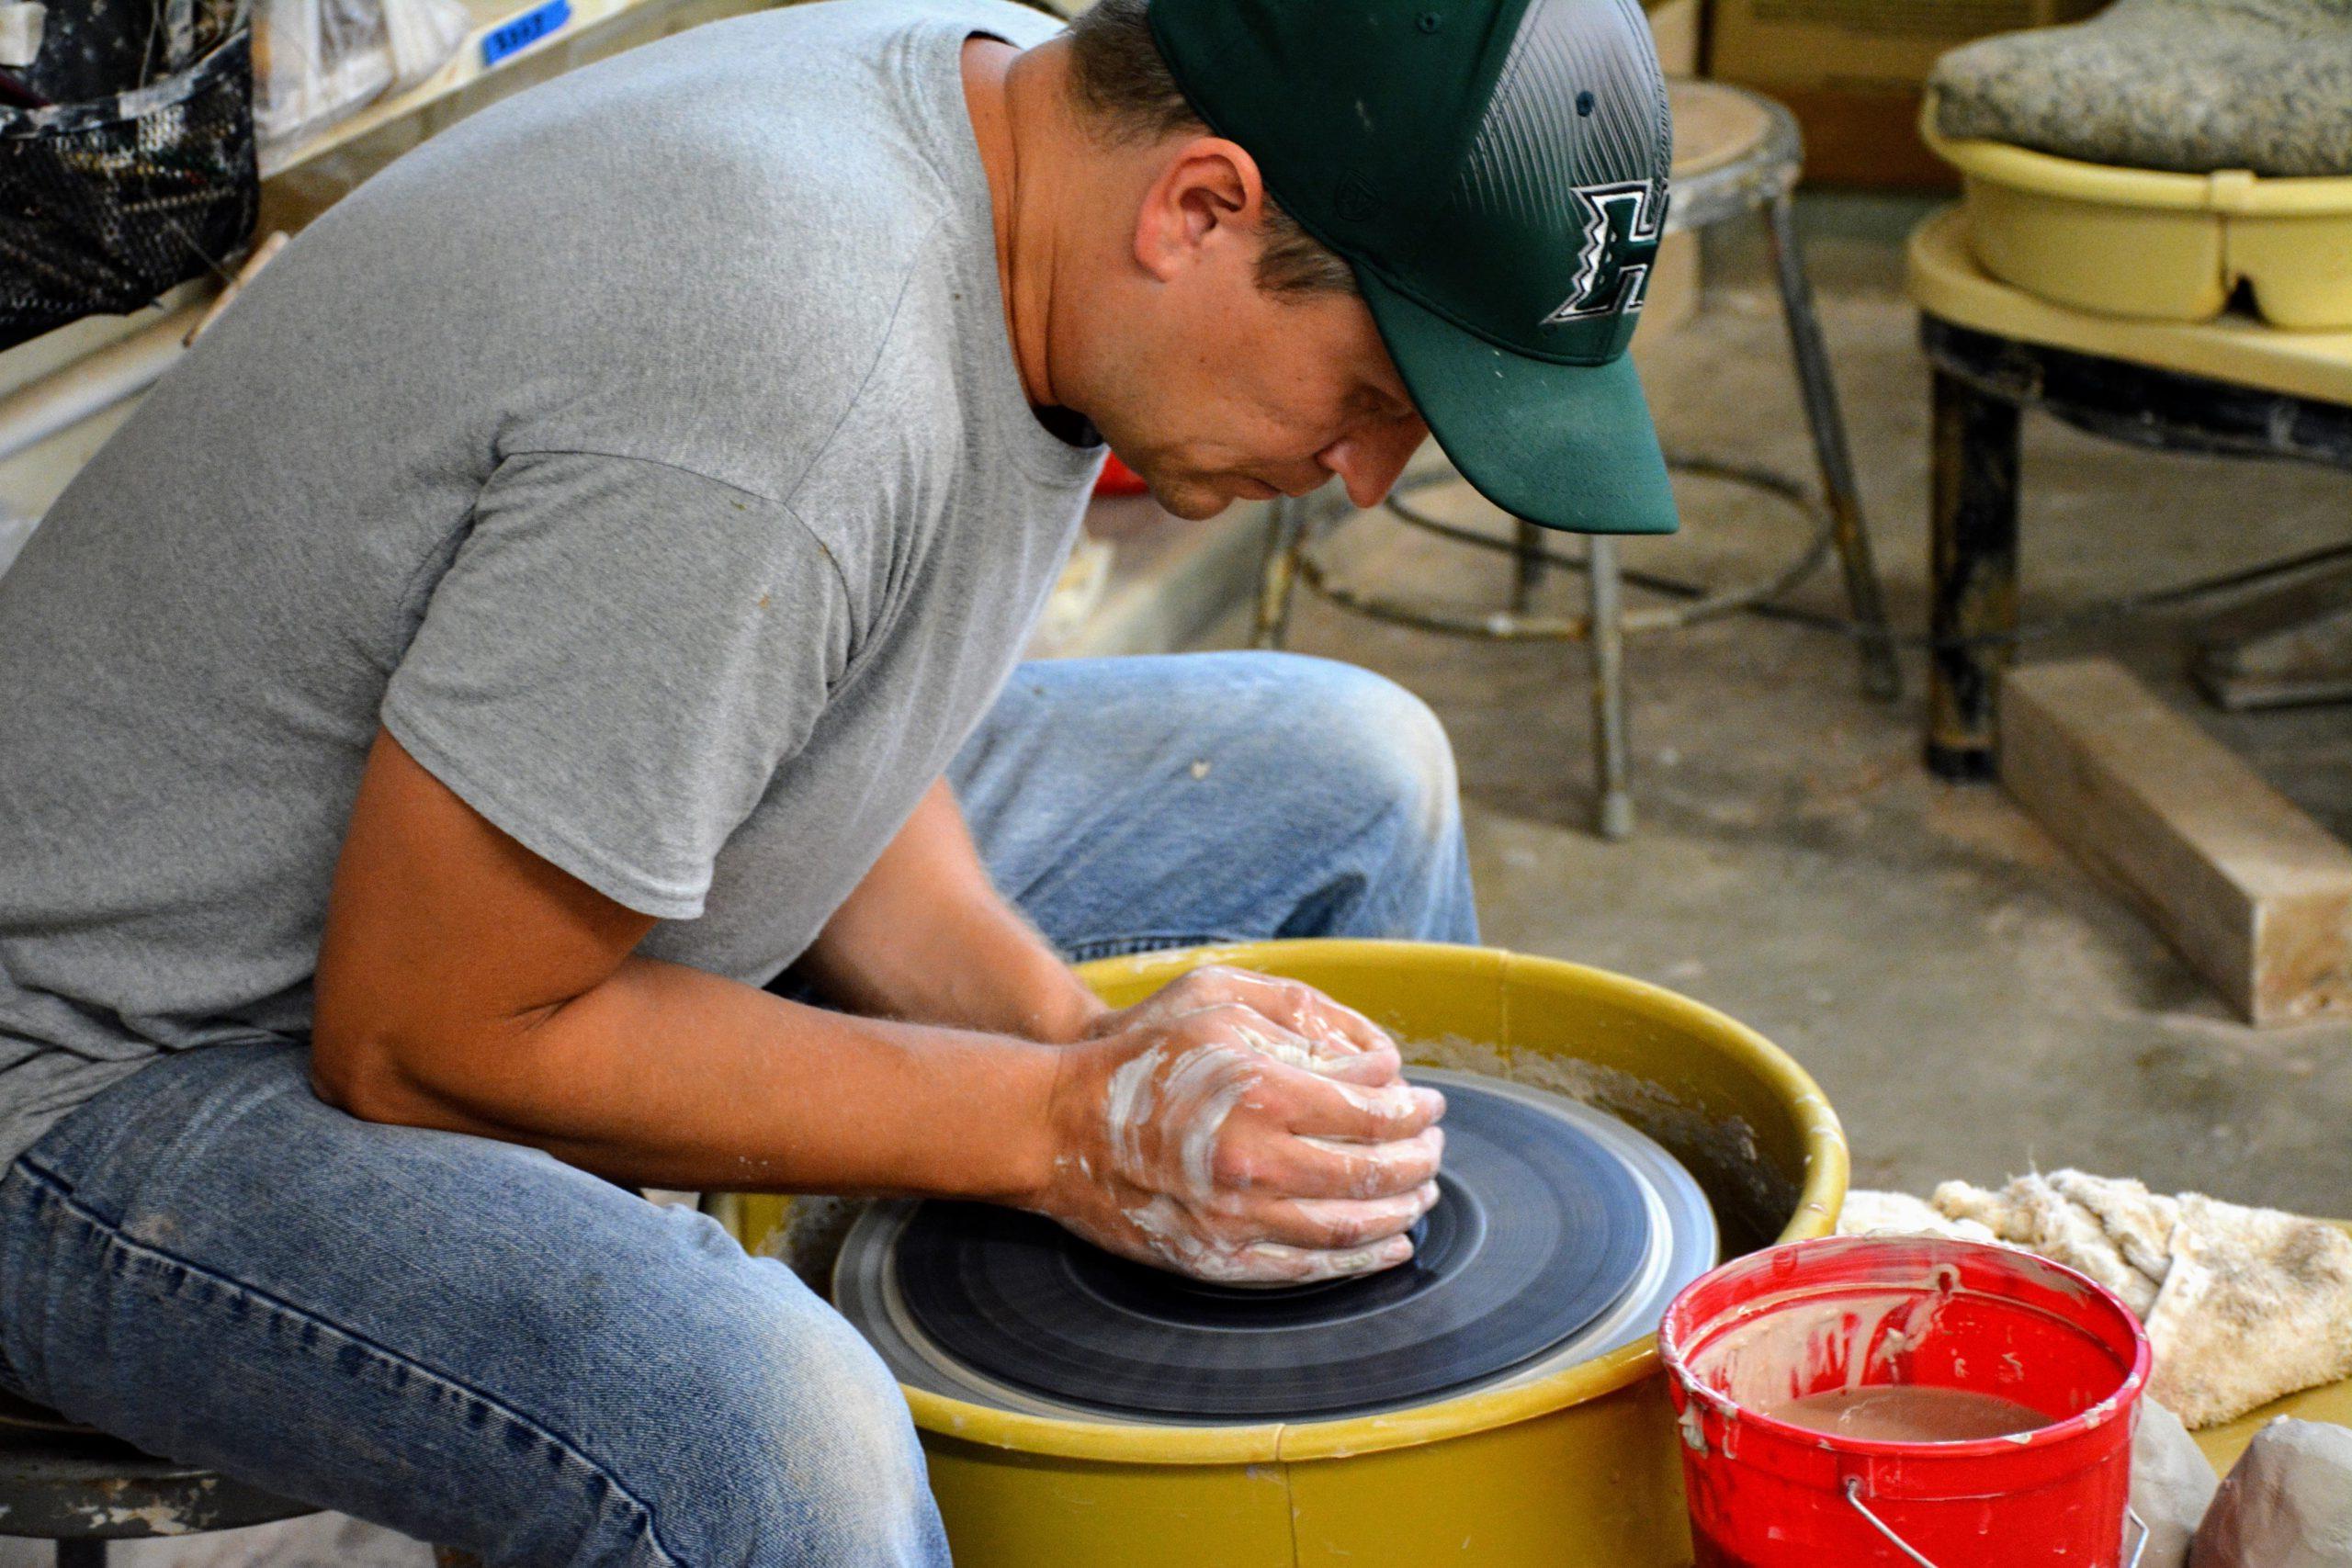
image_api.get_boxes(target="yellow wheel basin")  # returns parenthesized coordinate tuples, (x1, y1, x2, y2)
(723, 940, 1848, 1567)
(1923, 97, 2352, 332)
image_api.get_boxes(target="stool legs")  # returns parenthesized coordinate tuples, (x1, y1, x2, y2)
(1252, 494, 1309, 650)
(1512, 519, 1548, 614)
(1765, 190, 1902, 702)
(1926, 366, 2022, 778)
(1588, 534, 1634, 840)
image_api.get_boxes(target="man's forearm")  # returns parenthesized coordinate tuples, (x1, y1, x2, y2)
(314, 734, 1087, 1194)
(313, 733, 1443, 1285)
(318, 953, 1065, 1197)
(797, 778, 1106, 1043)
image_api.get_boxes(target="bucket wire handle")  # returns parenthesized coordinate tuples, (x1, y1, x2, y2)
(1842, 1479, 2149, 1568)
(1841, 1479, 1937, 1568)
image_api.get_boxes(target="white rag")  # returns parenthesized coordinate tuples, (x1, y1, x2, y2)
(0, 2, 43, 67)
(1838, 1171, 2352, 1428)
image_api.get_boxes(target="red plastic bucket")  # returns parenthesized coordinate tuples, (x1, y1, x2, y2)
(1660, 1237, 2152, 1568)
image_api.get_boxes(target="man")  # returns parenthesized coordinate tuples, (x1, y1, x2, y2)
(0, 0, 1673, 1559)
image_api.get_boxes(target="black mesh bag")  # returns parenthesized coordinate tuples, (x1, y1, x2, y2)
(0, 0, 259, 351)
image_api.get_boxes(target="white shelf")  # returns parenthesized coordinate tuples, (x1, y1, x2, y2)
(259, 0, 686, 177)
(0, 0, 765, 493)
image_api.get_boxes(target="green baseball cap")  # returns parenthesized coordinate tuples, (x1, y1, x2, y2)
(1148, 0, 1678, 534)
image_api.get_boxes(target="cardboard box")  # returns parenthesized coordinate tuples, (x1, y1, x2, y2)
(1643, 0, 1703, 333)
(1647, 0, 1702, 73)
(1707, 0, 2109, 187)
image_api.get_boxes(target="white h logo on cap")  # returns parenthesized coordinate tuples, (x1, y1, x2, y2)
(1542, 180, 1663, 325)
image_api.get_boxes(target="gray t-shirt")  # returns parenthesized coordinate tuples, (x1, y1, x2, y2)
(0, 0, 1099, 1165)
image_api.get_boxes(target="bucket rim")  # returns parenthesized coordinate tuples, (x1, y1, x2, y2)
(901, 938, 1848, 1465)
(1657, 1235, 2153, 1461)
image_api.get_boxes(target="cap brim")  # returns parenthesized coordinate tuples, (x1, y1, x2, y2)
(1361, 273, 1678, 536)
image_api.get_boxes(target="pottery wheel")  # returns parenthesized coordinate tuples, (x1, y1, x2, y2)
(834, 1070, 1719, 1424)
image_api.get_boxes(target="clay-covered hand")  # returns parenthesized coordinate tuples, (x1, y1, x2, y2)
(1080, 964, 1407, 1088)
(1036, 991, 1445, 1285)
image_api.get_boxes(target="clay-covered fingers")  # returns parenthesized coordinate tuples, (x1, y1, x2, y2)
(1276, 1071, 1446, 1145)
(1189, 967, 1402, 1079)
(1159, 999, 1317, 1074)
(1123, 965, 1400, 1082)
(1046, 1000, 1444, 1287)
(1224, 1181, 1441, 1251)
(1194, 1235, 1417, 1285)
(1298, 1042, 1405, 1088)
(1154, 999, 1400, 1101)
(1221, 1122, 1444, 1201)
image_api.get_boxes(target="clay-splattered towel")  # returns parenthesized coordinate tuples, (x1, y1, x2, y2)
(1838, 1171, 2352, 1429)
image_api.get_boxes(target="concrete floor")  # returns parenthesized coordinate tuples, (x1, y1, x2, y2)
(12, 194, 2349, 1564)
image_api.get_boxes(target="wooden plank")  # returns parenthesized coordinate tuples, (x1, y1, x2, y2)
(2000, 658, 2352, 1027)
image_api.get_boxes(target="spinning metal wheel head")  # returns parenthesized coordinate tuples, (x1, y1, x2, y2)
(834, 1070, 1718, 1425)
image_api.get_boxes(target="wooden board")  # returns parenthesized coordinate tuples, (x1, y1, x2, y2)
(1643, 0, 1702, 332)
(1747, 84, 1958, 190)
(2196, 1352, 2352, 1475)
(2001, 658, 2352, 1026)
(1702, 0, 2103, 189)
(1707, 0, 2107, 88)
(1644, 0, 1699, 77)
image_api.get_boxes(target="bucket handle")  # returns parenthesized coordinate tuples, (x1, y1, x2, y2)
(1841, 1478, 2148, 1568)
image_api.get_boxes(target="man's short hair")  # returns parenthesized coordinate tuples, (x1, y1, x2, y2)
(1065, 0, 1360, 299)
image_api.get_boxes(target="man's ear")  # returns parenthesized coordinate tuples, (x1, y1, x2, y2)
(1133, 137, 1267, 283)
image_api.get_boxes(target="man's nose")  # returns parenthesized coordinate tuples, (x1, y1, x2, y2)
(1318, 417, 1429, 510)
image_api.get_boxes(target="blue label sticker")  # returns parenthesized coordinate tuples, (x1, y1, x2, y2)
(481, 0, 572, 67)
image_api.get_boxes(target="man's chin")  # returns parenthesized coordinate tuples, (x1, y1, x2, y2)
(1141, 479, 1237, 523)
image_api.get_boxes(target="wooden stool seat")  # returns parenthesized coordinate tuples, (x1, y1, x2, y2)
(1667, 80, 1775, 181)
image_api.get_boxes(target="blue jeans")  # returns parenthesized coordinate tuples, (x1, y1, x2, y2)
(0, 652, 1476, 1566)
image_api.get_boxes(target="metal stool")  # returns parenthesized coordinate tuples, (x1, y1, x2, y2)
(1253, 81, 1899, 839)
(0, 1395, 315, 1565)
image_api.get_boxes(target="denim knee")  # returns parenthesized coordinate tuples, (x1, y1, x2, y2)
(1258, 658, 1476, 942)
(949, 649, 1477, 953)
(1286, 660, 1464, 852)
(619, 1258, 944, 1568)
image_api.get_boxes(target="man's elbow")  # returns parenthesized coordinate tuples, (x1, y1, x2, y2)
(309, 1002, 461, 1128)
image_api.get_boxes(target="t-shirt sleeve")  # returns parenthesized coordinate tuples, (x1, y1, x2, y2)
(380, 451, 852, 920)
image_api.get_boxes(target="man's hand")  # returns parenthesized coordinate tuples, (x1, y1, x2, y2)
(1080, 964, 1404, 1081)
(1033, 972, 1446, 1285)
